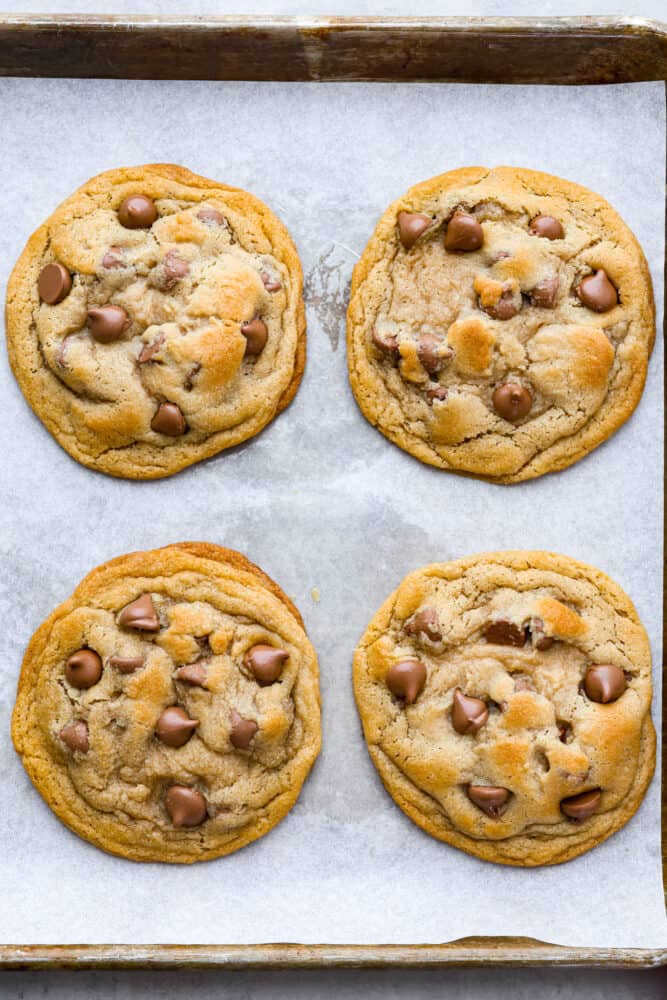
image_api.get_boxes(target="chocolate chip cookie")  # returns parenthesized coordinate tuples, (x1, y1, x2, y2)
(353, 551, 654, 866)
(12, 543, 320, 862)
(6, 164, 305, 478)
(347, 167, 655, 482)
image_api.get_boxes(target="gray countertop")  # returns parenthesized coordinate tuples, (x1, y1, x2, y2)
(2, 1, 666, 997)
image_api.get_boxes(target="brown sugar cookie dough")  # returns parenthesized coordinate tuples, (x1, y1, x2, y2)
(346, 167, 655, 482)
(353, 551, 655, 866)
(6, 164, 306, 478)
(12, 543, 321, 863)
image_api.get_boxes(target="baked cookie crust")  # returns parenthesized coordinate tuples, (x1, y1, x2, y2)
(12, 543, 321, 863)
(347, 167, 655, 483)
(6, 164, 306, 478)
(353, 551, 655, 866)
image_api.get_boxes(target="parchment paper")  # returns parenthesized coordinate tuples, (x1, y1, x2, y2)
(0, 78, 663, 949)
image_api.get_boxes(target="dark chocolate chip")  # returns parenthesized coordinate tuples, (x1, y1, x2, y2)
(151, 402, 187, 436)
(102, 246, 125, 269)
(492, 383, 532, 422)
(444, 212, 483, 252)
(584, 664, 626, 704)
(417, 334, 452, 375)
(467, 784, 510, 817)
(59, 720, 89, 753)
(244, 644, 288, 685)
(529, 215, 564, 240)
(164, 785, 207, 827)
(118, 593, 160, 631)
(118, 195, 157, 229)
(452, 689, 489, 734)
(560, 788, 601, 821)
(156, 706, 199, 748)
(197, 207, 225, 225)
(230, 710, 259, 749)
(372, 327, 399, 357)
(241, 317, 268, 356)
(38, 263, 72, 305)
(175, 662, 208, 687)
(109, 655, 145, 674)
(88, 305, 130, 343)
(484, 620, 526, 647)
(530, 276, 560, 308)
(397, 210, 431, 249)
(162, 250, 189, 289)
(576, 270, 618, 312)
(404, 607, 442, 642)
(386, 660, 426, 705)
(65, 649, 102, 689)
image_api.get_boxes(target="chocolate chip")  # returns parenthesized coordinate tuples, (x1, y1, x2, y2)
(241, 317, 268, 356)
(261, 272, 282, 292)
(484, 620, 525, 647)
(417, 334, 453, 375)
(156, 706, 199, 748)
(87, 305, 130, 344)
(118, 593, 160, 632)
(397, 211, 431, 250)
(163, 250, 189, 289)
(244, 644, 288, 686)
(427, 385, 449, 402)
(529, 215, 564, 240)
(197, 207, 225, 225)
(38, 263, 72, 305)
(230, 710, 258, 749)
(560, 788, 601, 821)
(404, 607, 442, 642)
(109, 655, 145, 674)
(452, 689, 488, 734)
(138, 333, 165, 363)
(164, 786, 207, 827)
(584, 664, 626, 704)
(151, 402, 187, 436)
(482, 285, 521, 321)
(118, 195, 157, 229)
(529, 617, 554, 650)
(102, 246, 125, 269)
(65, 649, 103, 689)
(576, 270, 618, 312)
(492, 383, 533, 422)
(444, 212, 483, 252)
(59, 720, 89, 753)
(175, 662, 208, 687)
(372, 327, 399, 358)
(467, 784, 510, 817)
(530, 276, 560, 308)
(386, 660, 426, 705)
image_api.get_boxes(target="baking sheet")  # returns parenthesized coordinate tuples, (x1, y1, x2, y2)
(0, 78, 664, 950)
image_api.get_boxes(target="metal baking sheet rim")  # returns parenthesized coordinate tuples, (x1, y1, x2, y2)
(0, 13, 664, 971)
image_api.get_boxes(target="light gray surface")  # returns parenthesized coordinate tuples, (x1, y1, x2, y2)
(1, 1, 666, 997)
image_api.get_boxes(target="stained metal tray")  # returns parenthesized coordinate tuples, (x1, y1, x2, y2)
(0, 13, 664, 971)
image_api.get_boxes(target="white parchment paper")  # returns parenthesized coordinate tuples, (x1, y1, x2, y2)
(0, 78, 663, 949)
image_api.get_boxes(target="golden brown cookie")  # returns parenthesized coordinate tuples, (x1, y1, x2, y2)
(353, 551, 654, 866)
(347, 167, 655, 482)
(12, 543, 321, 863)
(6, 164, 306, 478)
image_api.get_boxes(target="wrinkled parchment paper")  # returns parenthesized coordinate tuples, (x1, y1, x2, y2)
(0, 78, 663, 948)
